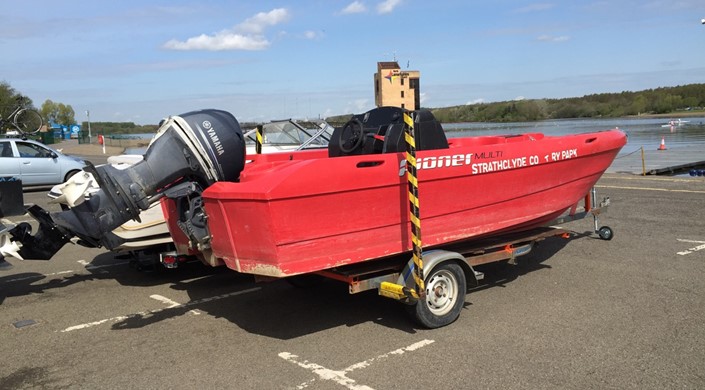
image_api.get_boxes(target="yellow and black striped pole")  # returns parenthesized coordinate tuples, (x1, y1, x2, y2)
(255, 124, 263, 154)
(403, 112, 425, 298)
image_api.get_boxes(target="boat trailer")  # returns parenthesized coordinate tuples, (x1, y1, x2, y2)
(285, 190, 612, 328)
(286, 112, 614, 328)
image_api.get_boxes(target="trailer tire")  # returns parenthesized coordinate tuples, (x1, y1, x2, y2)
(410, 262, 466, 328)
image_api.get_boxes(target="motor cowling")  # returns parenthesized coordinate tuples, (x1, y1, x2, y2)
(51, 109, 246, 248)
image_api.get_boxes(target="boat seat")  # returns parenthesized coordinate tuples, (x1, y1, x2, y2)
(382, 111, 449, 153)
(329, 107, 449, 157)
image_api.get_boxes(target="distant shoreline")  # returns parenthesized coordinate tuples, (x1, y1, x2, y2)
(626, 110, 705, 119)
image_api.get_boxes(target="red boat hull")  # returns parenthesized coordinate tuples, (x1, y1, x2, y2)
(164, 130, 626, 277)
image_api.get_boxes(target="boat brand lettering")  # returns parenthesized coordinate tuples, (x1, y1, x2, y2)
(474, 151, 503, 159)
(472, 157, 528, 174)
(546, 149, 578, 162)
(203, 121, 225, 156)
(417, 154, 473, 170)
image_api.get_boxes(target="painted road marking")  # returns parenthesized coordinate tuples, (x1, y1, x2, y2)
(1, 260, 131, 285)
(595, 185, 705, 194)
(677, 239, 705, 256)
(1, 270, 74, 284)
(59, 287, 260, 333)
(601, 175, 698, 183)
(150, 294, 201, 315)
(280, 339, 435, 390)
(79, 259, 132, 270)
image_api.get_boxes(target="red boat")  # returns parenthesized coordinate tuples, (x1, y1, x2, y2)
(161, 107, 627, 277)
(1, 107, 626, 327)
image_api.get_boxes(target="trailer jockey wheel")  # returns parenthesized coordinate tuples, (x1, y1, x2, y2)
(409, 262, 466, 328)
(338, 118, 365, 153)
(598, 226, 614, 241)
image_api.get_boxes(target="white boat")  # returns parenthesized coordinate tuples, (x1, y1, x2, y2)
(660, 119, 689, 128)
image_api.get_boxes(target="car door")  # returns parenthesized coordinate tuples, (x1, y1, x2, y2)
(16, 141, 60, 185)
(0, 140, 21, 181)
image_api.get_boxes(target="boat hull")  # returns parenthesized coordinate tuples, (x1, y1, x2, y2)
(164, 130, 626, 277)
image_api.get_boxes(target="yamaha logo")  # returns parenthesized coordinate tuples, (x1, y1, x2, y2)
(202, 120, 212, 130)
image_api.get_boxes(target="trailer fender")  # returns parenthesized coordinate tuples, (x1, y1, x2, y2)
(395, 249, 480, 292)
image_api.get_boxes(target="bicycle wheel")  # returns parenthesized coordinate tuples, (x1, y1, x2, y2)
(14, 108, 43, 135)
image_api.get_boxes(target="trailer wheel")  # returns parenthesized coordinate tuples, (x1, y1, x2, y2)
(410, 262, 466, 328)
(598, 226, 614, 241)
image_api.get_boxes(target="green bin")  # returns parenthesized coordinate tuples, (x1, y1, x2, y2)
(40, 131, 55, 145)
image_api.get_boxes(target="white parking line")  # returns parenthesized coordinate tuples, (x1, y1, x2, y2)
(677, 239, 705, 256)
(1, 270, 75, 284)
(150, 294, 201, 315)
(1, 260, 131, 285)
(596, 184, 705, 194)
(59, 287, 260, 333)
(280, 339, 435, 390)
(80, 259, 132, 270)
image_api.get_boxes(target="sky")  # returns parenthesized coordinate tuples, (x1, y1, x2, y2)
(2, 1, 705, 125)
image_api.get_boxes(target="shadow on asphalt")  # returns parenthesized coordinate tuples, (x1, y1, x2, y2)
(110, 234, 577, 339)
(1, 234, 580, 338)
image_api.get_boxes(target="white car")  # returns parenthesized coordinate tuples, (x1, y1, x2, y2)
(0, 137, 86, 186)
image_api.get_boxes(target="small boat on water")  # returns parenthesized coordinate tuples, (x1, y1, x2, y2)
(661, 119, 689, 128)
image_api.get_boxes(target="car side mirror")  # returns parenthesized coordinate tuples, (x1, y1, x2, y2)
(50, 151, 58, 159)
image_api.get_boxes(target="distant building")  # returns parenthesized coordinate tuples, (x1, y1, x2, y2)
(374, 61, 420, 110)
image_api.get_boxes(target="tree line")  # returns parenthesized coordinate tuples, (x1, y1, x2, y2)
(79, 121, 158, 135)
(5, 80, 705, 134)
(430, 83, 705, 123)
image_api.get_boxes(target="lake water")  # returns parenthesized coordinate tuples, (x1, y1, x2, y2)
(443, 117, 705, 156)
(124, 117, 705, 156)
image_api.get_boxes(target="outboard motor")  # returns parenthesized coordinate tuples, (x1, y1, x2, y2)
(2, 109, 246, 261)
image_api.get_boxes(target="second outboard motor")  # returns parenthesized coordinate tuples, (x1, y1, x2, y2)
(10, 109, 246, 258)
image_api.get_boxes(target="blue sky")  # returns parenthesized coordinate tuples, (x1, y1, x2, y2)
(2, 1, 704, 124)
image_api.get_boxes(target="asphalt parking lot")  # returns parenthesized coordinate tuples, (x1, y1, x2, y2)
(1, 173, 704, 389)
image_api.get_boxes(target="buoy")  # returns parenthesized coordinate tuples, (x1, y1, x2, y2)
(658, 137, 667, 151)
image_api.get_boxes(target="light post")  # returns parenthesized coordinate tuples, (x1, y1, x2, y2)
(86, 110, 92, 142)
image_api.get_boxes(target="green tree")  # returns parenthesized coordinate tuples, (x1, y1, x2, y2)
(41, 99, 76, 126)
(1, 81, 39, 131)
(629, 94, 648, 115)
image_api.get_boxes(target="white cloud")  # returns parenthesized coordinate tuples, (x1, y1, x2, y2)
(163, 33, 270, 51)
(377, 0, 402, 14)
(236, 8, 290, 34)
(341, 1, 367, 14)
(513, 96, 526, 101)
(466, 98, 485, 105)
(537, 34, 570, 42)
(303, 30, 322, 40)
(163, 8, 289, 51)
